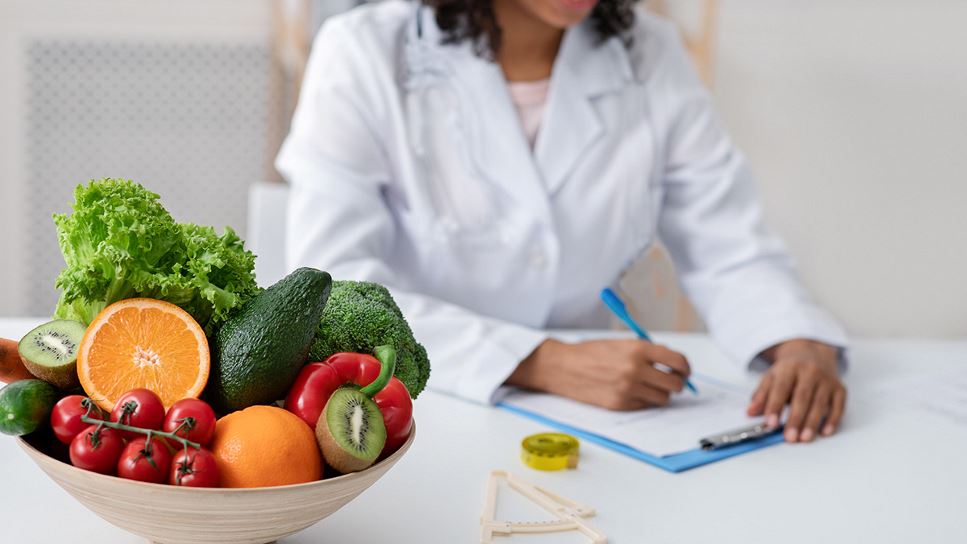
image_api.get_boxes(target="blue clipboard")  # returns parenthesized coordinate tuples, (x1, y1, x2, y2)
(498, 402, 785, 473)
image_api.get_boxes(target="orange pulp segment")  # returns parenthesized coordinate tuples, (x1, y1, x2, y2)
(78, 298, 210, 411)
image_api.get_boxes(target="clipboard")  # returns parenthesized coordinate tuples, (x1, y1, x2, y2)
(498, 402, 785, 473)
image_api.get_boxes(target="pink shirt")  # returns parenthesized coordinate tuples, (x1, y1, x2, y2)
(507, 79, 550, 149)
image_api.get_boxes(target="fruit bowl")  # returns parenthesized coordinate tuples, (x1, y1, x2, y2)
(17, 422, 416, 544)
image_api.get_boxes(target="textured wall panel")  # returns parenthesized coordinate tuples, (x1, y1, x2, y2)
(24, 40, 274, 316)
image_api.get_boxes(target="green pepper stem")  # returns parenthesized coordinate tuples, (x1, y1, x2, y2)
(361, 345, 397, 398)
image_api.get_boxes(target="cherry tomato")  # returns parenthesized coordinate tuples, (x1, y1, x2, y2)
(51, 396, 104, 445)
(169, 448, 220, 487)
(69, 425, 125, 474)
(163, 399, 216, 448)
(111, 389, 165, 439)
(117, 437, 172, 484)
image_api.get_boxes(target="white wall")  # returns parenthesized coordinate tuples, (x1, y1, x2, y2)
(0, 0, 276, 318)
(711, 0, 967, 338)
(3, 0, 963, 338)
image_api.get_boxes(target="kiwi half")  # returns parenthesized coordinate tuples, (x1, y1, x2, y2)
(18, 319, 87, 390)
(316, 388, 386, 474)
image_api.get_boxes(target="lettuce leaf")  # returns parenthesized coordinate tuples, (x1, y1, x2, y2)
(172, 224, 259, 331)
(52, 179, 258, 335)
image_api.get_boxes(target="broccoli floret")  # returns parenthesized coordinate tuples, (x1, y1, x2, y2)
(309, 281, 430, 398)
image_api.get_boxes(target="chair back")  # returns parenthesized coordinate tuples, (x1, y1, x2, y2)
(248, 182, 291, 287)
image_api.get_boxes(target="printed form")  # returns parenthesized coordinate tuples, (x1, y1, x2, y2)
(871, 367, 967, 426)
(501, 375, 762, 457)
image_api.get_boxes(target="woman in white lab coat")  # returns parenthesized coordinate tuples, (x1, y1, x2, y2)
(277, 0, 849, 443)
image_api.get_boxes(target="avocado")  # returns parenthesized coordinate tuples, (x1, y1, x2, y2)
(206, 267, 332, 413)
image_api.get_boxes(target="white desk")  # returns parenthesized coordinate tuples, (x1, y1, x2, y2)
(1, 317, 966, 543)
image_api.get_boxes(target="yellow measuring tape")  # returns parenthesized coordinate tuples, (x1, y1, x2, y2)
(521, 433, 580, 471)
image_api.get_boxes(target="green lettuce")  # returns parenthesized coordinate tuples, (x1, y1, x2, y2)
(52, 179, 259, 334)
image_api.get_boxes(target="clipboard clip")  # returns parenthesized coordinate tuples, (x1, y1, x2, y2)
(699, 422, 781, 450)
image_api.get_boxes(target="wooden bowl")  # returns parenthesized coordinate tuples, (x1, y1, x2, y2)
(18, 423, 415, 544)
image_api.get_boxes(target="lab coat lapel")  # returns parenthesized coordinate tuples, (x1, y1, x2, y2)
(444, 44, 554, 226)
(536, 23, 634, 195)
(406, 9, 554, 228)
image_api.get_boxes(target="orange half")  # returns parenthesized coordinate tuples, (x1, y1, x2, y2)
(78, 298, 210, 411)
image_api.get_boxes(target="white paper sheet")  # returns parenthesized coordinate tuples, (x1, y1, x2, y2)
(501, 375, 762, 457)
(871, 368, 967, 426)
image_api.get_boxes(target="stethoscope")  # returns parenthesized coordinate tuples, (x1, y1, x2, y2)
(399, 4, 497, 234)
(400, 4, 438, 159)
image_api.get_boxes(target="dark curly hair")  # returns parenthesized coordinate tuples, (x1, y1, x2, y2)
(421, 0, 637, 57)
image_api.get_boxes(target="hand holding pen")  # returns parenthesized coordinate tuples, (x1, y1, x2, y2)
(601, 288, 698, 395)
(504, 289, 694, 410)
(506, 337, 694, 410)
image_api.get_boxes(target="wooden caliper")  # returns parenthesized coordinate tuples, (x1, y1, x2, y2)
(480, 470, 607, 544)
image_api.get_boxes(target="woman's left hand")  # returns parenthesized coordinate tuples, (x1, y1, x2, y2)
(746, 339, 846, 443)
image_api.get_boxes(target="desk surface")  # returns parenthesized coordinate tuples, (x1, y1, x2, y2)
(1, 318, 965, 544)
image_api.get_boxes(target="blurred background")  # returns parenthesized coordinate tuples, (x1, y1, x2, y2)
(0, 0, 964, 338)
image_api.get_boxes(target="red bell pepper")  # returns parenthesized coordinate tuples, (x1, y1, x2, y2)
(286, 345, 414, 456)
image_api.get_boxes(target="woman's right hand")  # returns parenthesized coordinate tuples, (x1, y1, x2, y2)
(505, 339, 691, 410)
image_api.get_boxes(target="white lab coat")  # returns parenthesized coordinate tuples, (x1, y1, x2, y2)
(276, 1, 847, 404)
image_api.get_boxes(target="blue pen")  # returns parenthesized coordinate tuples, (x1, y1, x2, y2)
(600, 288, 698, 395)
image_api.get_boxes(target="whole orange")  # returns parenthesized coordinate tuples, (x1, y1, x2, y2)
(210, 405, 322, 488)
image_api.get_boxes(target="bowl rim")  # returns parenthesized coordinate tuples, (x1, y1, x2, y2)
(18, 420, 415, 493)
